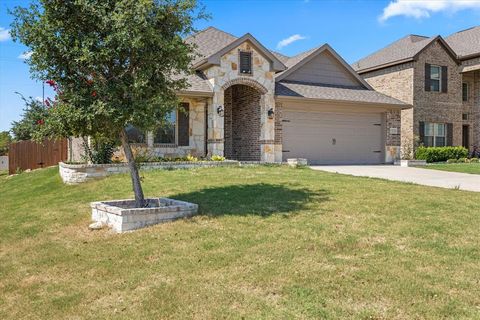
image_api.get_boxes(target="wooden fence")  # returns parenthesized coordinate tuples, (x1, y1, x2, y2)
(8, 139, 68, 175)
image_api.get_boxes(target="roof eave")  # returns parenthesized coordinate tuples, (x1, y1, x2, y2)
(195, 34, 287, 72)
(274, 94, 411, 110)
(356, 58, 415, 74)
(178, 90, 213, 98)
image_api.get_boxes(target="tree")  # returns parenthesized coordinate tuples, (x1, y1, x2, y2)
(10, 0, 205, 207)
(10, 95, 48, 141)
(0, 131, 12, 156)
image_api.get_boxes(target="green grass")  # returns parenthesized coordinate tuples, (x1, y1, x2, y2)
(1, 166, 479, 319)
(424, 162, 480, 174)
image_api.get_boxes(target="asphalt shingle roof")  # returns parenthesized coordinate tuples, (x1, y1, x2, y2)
(185, 27, 237, 65)
(181, 27, 408, 107)
(352, 35, 434, 72)
(445, 26, 480, 58)
(275, 81, 407, 106)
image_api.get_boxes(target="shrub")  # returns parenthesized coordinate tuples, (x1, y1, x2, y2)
(415, 146, 468, 163)
(446, 159, 457, 163)
(458, 158, 467, 163)
(186, 154, 198, 162)
(470, 158, 479, 163)
(210, 155, 225, 161)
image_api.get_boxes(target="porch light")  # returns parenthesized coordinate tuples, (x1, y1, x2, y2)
(217, 105, 224, 117)
(267, 108, 274, 119)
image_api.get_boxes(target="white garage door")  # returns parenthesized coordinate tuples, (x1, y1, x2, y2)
(282, 106, 384, 165)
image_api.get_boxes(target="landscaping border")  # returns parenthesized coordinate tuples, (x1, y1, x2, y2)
(59, 160, 239, 184)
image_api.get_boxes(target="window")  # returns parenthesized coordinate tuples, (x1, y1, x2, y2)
(125, 125, 146, 144)
(463, 113, 469, 121)
(462, 83, 469, 101)
(154, 111, 176, 144)
(424, 122, 446, 147)
(430, 65, 441, 92)
(239, 51, 252, 74)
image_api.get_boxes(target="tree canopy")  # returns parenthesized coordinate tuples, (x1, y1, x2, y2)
(10, 0, 205, 206)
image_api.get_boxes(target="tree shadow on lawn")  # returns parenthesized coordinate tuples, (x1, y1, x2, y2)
(173, 183, 329, 217)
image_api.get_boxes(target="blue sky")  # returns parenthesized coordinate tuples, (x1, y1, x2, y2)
(1, 0, 480, 132)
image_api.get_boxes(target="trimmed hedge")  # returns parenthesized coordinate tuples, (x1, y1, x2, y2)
(416, 146, 468, 163)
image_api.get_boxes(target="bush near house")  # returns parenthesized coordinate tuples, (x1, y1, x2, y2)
(416, 146, 468, 163)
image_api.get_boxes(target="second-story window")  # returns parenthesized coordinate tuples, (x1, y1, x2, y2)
(430, 65, 441, 92)
(239, 51, 252, 74)
(462, 83, 469, 102)
(425, 63, 447, 93)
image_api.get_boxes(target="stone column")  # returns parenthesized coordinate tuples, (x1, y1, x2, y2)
(259, 92, 276, 162)
(190, 101, 207, 157)
(207, 89, 225, 157)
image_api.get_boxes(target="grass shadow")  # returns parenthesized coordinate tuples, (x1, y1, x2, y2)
(174, 183, 329, 217)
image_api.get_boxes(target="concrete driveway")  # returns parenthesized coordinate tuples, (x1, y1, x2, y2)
(311, 165, 480, 192)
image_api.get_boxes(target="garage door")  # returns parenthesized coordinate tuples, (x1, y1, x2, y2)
(282, 106, 384, 165)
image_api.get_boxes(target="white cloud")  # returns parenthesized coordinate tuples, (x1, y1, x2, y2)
(0, 27, 10, 42)
(35, 97, 43, 102)
(18, 51, 33, 60)
(276, 34, 307, 50)
(380, 0, 480, 22)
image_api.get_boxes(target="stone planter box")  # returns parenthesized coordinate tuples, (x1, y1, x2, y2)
(91, 198, 198, 232)
(59, 160, 239, 184)
(394, 159, 427, 167)
(287, 158, 308, 167)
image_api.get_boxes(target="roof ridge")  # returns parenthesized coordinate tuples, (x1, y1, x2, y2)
(451, 25, 480, 35)
(185, 26, 238, 41)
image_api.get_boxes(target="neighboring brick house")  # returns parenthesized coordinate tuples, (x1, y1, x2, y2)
(352, 26, 480, 155)
(80, 27, 407, 165)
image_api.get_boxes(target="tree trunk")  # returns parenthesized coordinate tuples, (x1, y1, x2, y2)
(120, 129, 145, 208)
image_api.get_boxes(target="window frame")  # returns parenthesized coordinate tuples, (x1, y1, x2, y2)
(125, 124, 147, 145)
(462, 82, 469, 102)
(429, 65, 442, 92)
(153, 109, 178, 146)
(239, 50, 253, 75)
(424, 122, 446, 147)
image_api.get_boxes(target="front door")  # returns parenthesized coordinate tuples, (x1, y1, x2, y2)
(462, 125, 469, 149)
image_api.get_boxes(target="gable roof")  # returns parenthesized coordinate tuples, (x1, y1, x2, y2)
(275, 80, 407, 108)
(352, 35, 458, 73)
(185, 27, 237, 65)
(445, 26, 480, 59)
(276, 44, 372, 89)
(192, 33, 287, 72)
(180, 27, 407, 108)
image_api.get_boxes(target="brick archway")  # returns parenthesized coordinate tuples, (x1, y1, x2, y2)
(221, 77, 268, 95)
(224, 84, 262, 161)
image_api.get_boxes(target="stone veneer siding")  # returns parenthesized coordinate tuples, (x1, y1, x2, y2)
(205, 40, 276, 162)
(224, 84, 262, 161)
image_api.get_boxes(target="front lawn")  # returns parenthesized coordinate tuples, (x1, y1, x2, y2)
(424, 162, 480, 174)
(1, 166, 479, 319)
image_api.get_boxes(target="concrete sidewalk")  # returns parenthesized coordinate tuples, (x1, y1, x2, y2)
(311, 165, 480, 192)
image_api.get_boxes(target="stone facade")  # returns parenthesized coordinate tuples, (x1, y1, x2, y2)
(362, 39, 479, 154)
(59, 161, 239, 184)
(204, 41, 277, 162)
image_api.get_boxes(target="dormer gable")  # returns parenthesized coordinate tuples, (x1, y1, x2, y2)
(193, 33, 287, 72)
(276, 45, 373, 89)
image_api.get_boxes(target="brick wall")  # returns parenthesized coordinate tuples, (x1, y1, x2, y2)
(224, 84, 261, 161)
(413, 40, 464, 147)
(362, 62, 414, 148)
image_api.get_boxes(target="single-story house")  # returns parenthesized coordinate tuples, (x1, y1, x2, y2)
(73, 27, 410, 165)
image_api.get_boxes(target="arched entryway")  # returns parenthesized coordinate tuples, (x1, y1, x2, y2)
(223, 84, 263, 161)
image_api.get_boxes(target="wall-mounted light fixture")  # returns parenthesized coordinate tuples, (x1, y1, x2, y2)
(217, 105, 224, 117)
(267, 108, 274, 119)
